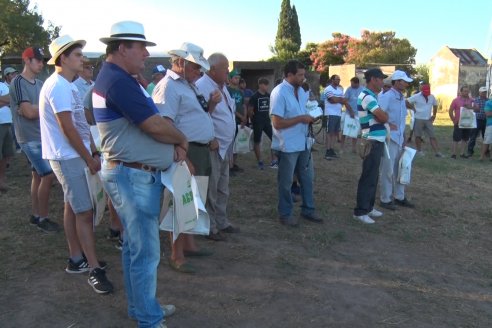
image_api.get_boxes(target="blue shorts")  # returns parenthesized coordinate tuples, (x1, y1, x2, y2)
(19, 141, 53, 177)
(327, 115, 341, 133)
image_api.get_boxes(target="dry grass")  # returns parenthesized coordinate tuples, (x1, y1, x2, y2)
(1, 111, 492, 327)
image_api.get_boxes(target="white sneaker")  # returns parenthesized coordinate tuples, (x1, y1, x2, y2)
(368, 208, 383, 218)
(353, 215, 375, 224)
(161, 304, 176, 317)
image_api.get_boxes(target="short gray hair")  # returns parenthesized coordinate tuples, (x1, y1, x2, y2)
(207, 53, 227, 68)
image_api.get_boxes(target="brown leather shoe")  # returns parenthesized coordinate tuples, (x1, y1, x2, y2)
(205, 231, 226, 241)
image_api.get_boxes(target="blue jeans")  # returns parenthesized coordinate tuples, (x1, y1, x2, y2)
(20, 141, 53, 176)
(101, 161, 164, 328)
(276, 149, 315, 218)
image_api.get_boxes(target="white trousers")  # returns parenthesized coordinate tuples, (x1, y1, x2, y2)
(380, 140, 405, 203)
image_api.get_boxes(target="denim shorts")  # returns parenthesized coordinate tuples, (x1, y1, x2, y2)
(50, 157, 92, 214)
(19, 141, 53, 176)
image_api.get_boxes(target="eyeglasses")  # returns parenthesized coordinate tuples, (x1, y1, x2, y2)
(196, 94, 208, 112)
(84, 66, 94, 70)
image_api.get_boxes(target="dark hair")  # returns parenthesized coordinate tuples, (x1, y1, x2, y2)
(330, 74, 339, 81)
(258, 77, 269, 86)
(460, 85, 469, 92)
(55, 43, 84, 66)
(350, 77, 359, 83)
(239, 78, 246, 85)
(301, 81, 310, 92)
(105, 40, 135, 56)
(283, 60, 305, 77)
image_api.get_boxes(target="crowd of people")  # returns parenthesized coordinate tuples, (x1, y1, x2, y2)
(1, 19, 492, 328)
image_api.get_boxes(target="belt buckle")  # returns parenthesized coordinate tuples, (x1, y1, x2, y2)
(141, 164, 152, 172)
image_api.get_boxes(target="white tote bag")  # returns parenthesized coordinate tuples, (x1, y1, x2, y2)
(84, 168, 107, 229)
(234, 125, 252, 154)
(398, 146, 417, 185)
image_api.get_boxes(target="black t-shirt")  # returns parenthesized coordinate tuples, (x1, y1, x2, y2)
(248, 91, 270, 122)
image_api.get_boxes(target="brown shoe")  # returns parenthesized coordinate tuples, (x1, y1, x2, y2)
(205, 231, 226, 241)
(220, 225, 240, 233)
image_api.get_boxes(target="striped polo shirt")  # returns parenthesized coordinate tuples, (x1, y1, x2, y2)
(357, 88, 386, 142)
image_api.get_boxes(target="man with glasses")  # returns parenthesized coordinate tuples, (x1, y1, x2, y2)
(153, 42, 216, 272)
(379, 70, 415, 210)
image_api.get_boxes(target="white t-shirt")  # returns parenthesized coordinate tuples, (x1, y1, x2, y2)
(40, 73, 91, 160)
(407, 92, 437, 120)
(0, 82, 12, 124)
(323, 84, 344, 116)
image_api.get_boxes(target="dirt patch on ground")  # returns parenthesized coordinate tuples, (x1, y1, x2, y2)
(1, 124, 492, 328)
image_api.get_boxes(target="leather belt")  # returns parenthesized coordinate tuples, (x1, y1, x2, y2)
(189, 141, 210, 147)
(107, 160, 157, 172)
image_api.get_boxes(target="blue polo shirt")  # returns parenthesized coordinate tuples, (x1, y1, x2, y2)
(93, 62, 174, 170)
(270, 79, 309, 152)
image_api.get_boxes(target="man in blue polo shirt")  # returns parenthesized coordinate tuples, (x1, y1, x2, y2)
(353, 68, 389, 224)
(94, 21, 186, 328)
(271, 60, 322, 226)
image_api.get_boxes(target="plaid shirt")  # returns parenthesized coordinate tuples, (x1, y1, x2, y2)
(474, 97, 487, 120)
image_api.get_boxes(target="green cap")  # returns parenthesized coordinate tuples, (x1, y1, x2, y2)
(228, 69, 240, 79)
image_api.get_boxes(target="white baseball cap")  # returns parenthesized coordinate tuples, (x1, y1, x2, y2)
(391, 70, 413, 83)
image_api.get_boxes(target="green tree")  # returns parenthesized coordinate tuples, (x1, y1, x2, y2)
(271, 0, 302, 61)
(345, 30, 416, 68)
(0, 0, 60, 57)
(297, 42, 318, 69)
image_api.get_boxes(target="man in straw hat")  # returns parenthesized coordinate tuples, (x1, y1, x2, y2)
(39, 35, 113, 294)
(153, 42, 216, 273)
(196, 52, 241, 241)
(94, 21, 185, 327)
(9, 46, 60, 232)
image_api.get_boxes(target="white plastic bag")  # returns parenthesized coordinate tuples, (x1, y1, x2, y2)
(159, 162, 209, 241)
(398, 146, 417, 185)
(342, 115, 360, 139)
(84, 167, 106, 229)
(234, 125, 252, 154)
(459, 107, 476, 128)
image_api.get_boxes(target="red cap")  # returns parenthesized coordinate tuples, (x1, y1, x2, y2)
(22, 47, 45, 61)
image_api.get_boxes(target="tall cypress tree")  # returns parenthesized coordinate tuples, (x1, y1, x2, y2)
(273, 0, 302, 60)
(290, 5, 301, 51)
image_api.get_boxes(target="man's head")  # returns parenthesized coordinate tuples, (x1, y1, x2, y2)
(421, 84, 431, 97)
(479, 86, 488, 98)
(47, 35, 86, 78)
(3, 67, 18, 83)
(229, 69, 241, 87)
(100, 21, 155, 75)
(460, 86, 470, 98)
(79, 56, 94, 80)
(391, 70, 413, 92)
(207, 53, 229, 86)
(330, 74, 341, 87)
(258, 77, 269, 93)
(364, 68, 388, 93)
(22, 46, 45, 75)
(283, 60, 305, 88)
(151, 65, 166, 83)
(168, 42, 209, 83)
(350, 76, 359, 89)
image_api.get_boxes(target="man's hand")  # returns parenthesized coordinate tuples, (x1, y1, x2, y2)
(174, 145, 187, 162)
(87, 157, 101, 174)
(207, 90, 222, 113)
(301, 115, 315, 124)
(430, 115, 436, 122)
(209, 138, 219, 151)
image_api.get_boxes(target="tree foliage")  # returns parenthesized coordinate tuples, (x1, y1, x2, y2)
(345, 30, 416, 68)
(309, 30, 417, 73)
(0, 0, 60, 57)
(271, 0, 302, 61)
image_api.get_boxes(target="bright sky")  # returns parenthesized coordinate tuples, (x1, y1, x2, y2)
(31, 0, 492, 65)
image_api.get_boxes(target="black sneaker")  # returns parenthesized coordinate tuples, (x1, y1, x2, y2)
(379, 201, 397, 211)
(66, 258, 91, 274)
(30, 215, 39, 226)
(37, 218, 60, 233)
(82, 254, 108, 270)
(106, 228, 120, 240)
(88, 268, 113, 294)
(115, 238, 123, 251)
(394, 198, 415, 208)
(324, 149, 338, 160)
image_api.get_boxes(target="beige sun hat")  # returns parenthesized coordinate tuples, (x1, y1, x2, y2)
(47, 35, 86, 65)
(100, 21, 156, 46)
(168, 42, 210, 71)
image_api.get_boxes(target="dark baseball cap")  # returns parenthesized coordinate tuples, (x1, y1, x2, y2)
(22, 46, 45, 61)
(364, 68, 388, 80)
